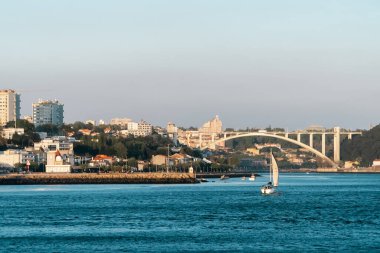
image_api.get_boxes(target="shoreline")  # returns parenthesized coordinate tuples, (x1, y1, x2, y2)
(0, 173, 198, 185)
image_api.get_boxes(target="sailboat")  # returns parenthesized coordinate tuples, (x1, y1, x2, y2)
(261, 152, 279, 195)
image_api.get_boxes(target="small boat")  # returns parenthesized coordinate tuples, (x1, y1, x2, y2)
(200, 178, 209, 183)
(248, 174, 256, 181)
(261, 152, 279, 195)
(242, 176, 246, 180)
(220, 175, 230, 180)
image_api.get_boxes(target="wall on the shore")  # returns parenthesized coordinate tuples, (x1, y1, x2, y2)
(0, 173, 197, 185)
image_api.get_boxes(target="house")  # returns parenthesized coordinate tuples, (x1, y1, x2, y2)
(372, 159, 380, 167)
(78, 129, 92, 136)
(104, 127, 112, 134)
(151, 155, 167, 166)
(170, 153, 192, 165)
(137, 160, 146, 171)
(90, 155, 113, 167)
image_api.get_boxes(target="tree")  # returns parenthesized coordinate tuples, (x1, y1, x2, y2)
(35, 124, 59, 136)
(114, 142, 128, 158)
(6, 120, 35, 134)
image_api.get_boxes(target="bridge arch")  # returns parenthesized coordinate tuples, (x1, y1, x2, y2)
(201, 133, 337, 168)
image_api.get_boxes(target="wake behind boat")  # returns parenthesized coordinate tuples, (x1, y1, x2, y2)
(261, 152, 279, 195)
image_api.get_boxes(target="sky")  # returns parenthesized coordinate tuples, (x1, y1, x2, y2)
(1, 0, 379, 130)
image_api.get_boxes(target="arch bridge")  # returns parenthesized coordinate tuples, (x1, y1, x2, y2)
(196, 128, 362, 168)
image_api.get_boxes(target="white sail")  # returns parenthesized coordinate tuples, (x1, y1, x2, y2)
(271, 153, 279, 187)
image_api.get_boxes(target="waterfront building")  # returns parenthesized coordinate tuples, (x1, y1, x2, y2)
(151, 155, 167, 166)
(46, 150, 71, 173)
(0, 150, 35, 168)
(0, 89, 21, 126)
(110, 118, 132, 127)
(1, 128, 25, 139)
(89, 154, 113, 167)
(32, 99, 64, 126)
(372, 159, 380, 167)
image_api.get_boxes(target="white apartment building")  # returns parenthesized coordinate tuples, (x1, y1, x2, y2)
(120, 120, 153, 137)
(127, 122, 138, 131)
(0, 89, 21, 126)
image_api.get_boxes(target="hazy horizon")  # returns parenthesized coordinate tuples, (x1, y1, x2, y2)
(1, 1, 379, 130)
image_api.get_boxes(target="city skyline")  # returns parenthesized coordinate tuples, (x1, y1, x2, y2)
(2, 1, 380, 130)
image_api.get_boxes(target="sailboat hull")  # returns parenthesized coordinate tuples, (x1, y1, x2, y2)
(261, 186, 276, 195)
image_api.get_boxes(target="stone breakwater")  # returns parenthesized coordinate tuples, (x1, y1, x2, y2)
(0, 173, 198, 185)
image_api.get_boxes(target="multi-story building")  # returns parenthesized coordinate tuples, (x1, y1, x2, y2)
(0, 89, 21, 126)
(121, 120, 152, 137)
(137, 120, 153, 136)
(32, 99, 64, 126)
(167, 122, 178, 144)
(110, 118, 132, 127)
(127, 122, 138, 131)
(199, 115, 223, 134)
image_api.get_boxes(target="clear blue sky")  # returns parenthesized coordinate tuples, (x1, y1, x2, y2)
(1, 0, 379, 130)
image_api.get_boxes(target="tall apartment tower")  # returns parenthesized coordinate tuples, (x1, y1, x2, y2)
(0, 89, 21, 126)
(33, 99, 64, 126)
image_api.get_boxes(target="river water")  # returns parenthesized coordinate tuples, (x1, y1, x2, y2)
(0, 173, 379, 252)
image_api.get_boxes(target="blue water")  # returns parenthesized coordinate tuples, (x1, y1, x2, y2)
(0, 174, 379, 252)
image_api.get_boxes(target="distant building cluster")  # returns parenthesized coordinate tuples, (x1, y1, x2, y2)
(108, 118, 153, 137)
(0, 136, 75, 173)
(0, 89, 64, 128)
(170, 115, 225, 149)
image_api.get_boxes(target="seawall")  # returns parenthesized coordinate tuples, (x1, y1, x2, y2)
(0, 173, 198, 185)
